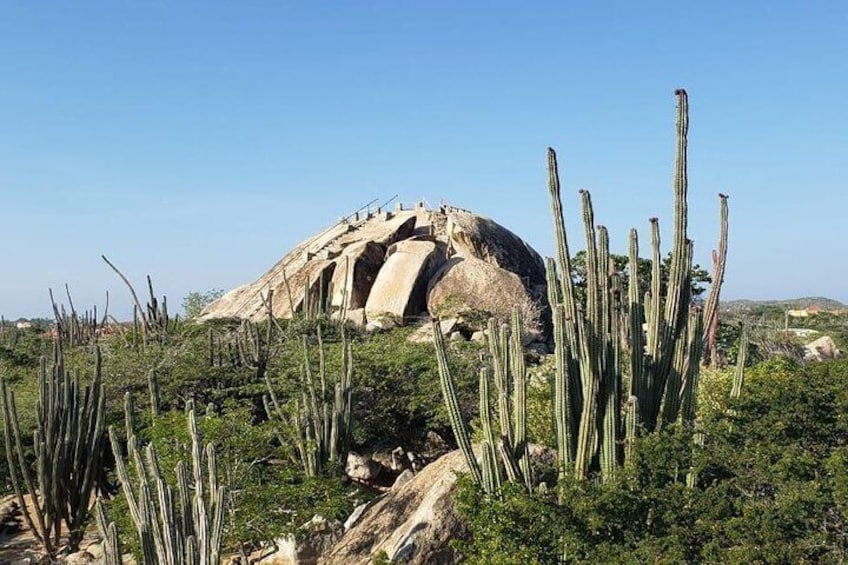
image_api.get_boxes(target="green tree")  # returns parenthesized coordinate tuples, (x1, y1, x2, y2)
(182, 288, 225, 318)
(570, 250, 712, 299)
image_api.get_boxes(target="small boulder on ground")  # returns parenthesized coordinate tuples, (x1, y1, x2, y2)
(406, 318, 458, 344)
(805, 335, 841, 361)
(346, 452, 384, 482)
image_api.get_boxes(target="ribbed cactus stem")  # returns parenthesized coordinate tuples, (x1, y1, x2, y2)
(730, 329, 749, 400)
(659, 326, 689, 429)
(479, 366, 502, 493)
(510, 309, 533, 491)
(552, 304, 572, 478)
(580, 190, 600, 365)
(486, 319, 511, 447)
(107, 397, 227, 564)
(432, 319, 483, 485)
(703, 194, 730, 364)
(574, 311, 598, 481)
(547, 148, 579, 332)
(628, 229, 644, 403)
(0, 342, 106, 555)
(546, 149, 581, 382)
(644, 217, 663, 425)
(596, 225, 620, 483)
(95, 499, 124, 565)
(624, 396, 639, 467)
(148, 369, 161, 418)
(680, 313, 705, 426)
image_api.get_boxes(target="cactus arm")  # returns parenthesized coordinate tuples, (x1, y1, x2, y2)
(730, 329, 749, 400)
(627, 229, 645, 405)
(702, 194, 729, 363)
(432, 319, 483, 484)
(680, 313, 705, 426)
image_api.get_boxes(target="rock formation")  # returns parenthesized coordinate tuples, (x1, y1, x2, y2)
(804, 335, 841, 362)
(200, 202, 548, 334)
(322, 449, 469, 564)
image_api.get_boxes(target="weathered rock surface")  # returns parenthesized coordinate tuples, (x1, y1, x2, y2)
(365, 240, 443, 321)
(445, 210, 546, 291)
(200, 203, 548, 335)
(427, 255, 534, 331)
(805, 335, 841, 361)
(257, 516, 344, 565)
(321, 450, 469, 565)
(329, 241, 386, 310)
(346, 452, 384, 481)
(407, 318, 458, 344)
(391, 469, 415, 491)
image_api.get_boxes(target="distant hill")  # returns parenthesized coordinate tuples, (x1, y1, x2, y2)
(721, 297, 847, 312)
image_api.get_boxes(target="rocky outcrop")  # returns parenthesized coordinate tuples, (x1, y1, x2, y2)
(445, 211, 546, 292)
(328, 241, 386, 310)
(365, 240, 444, 322)
(427, 255, 537, 334)
(322, 450, 469, 565)
(200, 203, 548, 335)
(804, 335, 841, 361)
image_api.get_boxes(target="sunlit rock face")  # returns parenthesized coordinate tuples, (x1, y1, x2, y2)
(200, 202, 548, 333)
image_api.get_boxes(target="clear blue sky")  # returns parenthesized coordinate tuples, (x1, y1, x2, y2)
(1, 1, 846, 319)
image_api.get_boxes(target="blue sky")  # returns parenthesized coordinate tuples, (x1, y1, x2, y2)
(1, 1, 846, 319)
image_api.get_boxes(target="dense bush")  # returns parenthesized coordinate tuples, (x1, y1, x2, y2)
(350, 327, 481, 448)
(456, 358, 848, 564)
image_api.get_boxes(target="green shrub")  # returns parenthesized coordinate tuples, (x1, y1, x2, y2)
(456, 358, 848, 564)
(350, 327, 481, 448)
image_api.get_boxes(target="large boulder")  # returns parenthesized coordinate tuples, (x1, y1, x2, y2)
(201, 212, 416, 322)
(364, 240, 444, 321)
(322, 450, 470, 564)
(329, 241, 386, 310)
(427, 255, 538, 333)
(804, 335, 841, 361)
(445, 209, 546, 291)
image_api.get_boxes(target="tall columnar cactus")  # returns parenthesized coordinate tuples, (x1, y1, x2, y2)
(99, 396, 227, 565)
(543, 89, 728, 483)
(730, 329, 749, 401)
(433, 319, 482, 485)
(433, 309, 533, 493)
(265, 324, 353, 477)
(0, 341, 106, 556)
(435, 89, 727, 488)
(94, 501, 124, 565)
(102, 255, 177, 348)
(49, 284, 106, 347)
(702, 195, 730, 366)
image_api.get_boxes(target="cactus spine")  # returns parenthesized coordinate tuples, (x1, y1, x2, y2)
(100, 396, 227, 565)
(0, 342, 106, 556)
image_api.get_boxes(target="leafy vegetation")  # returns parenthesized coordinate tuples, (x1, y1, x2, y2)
(0, 88, 846, 564)
(182, 288, 225, 319)
(0, 312, 478, 559)
(456, 358, 848, 564)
